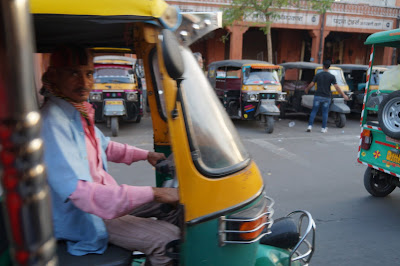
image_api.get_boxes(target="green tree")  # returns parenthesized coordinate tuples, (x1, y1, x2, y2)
(222, 0, 334, 63)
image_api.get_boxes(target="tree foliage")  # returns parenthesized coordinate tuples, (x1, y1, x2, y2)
(222, 0, 334, 62)
(223, 0, 333, 28)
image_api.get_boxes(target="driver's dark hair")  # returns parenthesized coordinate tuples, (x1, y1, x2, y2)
(323, 60, 331, 69)
(50, 44, 92, 68)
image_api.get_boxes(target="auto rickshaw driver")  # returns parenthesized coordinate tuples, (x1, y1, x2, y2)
(40, 45, 180, 266)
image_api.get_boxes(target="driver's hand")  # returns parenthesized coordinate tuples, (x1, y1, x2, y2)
(147, 152, 166, 166)
(343, 95, 349, 101)
(152, 187, 179, 205)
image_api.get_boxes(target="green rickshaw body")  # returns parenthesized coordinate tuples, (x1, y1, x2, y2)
(359, 29, 400, 197)
(179, 193, 296, 266)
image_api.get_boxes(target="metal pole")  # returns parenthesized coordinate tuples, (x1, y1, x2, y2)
(318, 12, 326, 64)
(0, 0, 57, 265)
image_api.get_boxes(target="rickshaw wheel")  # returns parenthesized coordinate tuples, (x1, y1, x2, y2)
(106, 117, 111, 128)
(279, 103, 286, 119)
(334, 113, 346, 128)
(134, 115, 142, 123)
(264, 115, 274, 134)
(378, 90, 400, 139)
(111, 117, 119, 137)
(364, 167, 396, 197)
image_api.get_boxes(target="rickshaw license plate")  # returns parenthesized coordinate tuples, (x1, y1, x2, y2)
(105, 100, 123, 105)
(386, 150, 400, 164)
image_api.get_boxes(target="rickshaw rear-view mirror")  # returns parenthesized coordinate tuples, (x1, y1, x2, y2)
(161, 29, 184, 80)
(135, 60, 145, 79)
(244, 68, 250, 78)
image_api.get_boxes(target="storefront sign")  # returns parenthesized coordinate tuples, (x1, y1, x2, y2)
(326, 15, 393, 30)
(245, 12, 319, 26)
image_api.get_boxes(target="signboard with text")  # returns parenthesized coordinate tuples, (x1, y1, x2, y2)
(245, 12, 320, 26)
(326, 15, 394, 30)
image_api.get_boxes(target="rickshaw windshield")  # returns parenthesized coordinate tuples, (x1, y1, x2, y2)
(244, 69, 280, 85)
(179, 47, 250, 176)
(369, 71, 383, 85)
(94, 68, 134, 83)
(95, 76, 133, 83)
(317, 69, 346, 85)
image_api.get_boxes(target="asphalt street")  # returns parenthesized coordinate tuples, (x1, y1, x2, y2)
(99, 112, 400, 266)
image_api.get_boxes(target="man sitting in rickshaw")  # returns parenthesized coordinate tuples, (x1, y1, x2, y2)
(40, 45, 180, 266)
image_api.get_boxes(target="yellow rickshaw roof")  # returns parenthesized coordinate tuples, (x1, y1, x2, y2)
(30, 0, 168, 18)
(243, 64, 280, 70)
(31, 0, 175, 52)
(316, 66, 342, 70)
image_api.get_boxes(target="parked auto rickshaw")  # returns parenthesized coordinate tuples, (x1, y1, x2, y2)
(0, 1, 316, 265)
(280, 62, 351, 128)
(333, 64, 388, 114)
(89, 55, 143, 136)
(358, 28, 400, 197)
(207, 60, 286, 133)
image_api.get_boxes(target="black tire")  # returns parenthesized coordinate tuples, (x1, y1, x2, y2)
(106, 117, 111, 128)
(279, 102, 286, 119)
(364, 167, 396, 197)
(111, 117, 119, 137)
(378, 90, 400, 139)
(134, 115, 142, 123)
(264, 115, 274, 134)
(335, 113, 346, 128)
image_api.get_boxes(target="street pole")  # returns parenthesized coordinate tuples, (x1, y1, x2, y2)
(318, 12, 326, 64)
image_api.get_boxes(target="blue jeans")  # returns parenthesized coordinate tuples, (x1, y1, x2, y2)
(308, 95, 331, 128)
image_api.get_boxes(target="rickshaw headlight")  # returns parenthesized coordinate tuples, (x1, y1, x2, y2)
(277, 92, 286, 101)
(89, 92, 102, 102)
(126, 92, 138, 102)
(219, 194, 274, 245)
(245, 93, 259, 102)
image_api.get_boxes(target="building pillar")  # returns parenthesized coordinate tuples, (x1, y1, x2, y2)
(227, 25, 249, 60)
(206, 30, 226, 64)
(309, 30, 320, 63)
(319, 30, 330, 63)
(383, 47, 394, 65)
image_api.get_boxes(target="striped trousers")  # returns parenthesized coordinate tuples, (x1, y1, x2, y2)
(103, 202, 181, 266)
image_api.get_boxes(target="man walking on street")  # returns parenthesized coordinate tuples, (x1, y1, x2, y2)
(304, 60, 349, 133)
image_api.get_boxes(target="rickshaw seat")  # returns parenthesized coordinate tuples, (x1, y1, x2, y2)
(57, 241, 133, 266)
(282, 80, 297, 92)
(296, 81, 309, 91)
(225, 78, 241, 90)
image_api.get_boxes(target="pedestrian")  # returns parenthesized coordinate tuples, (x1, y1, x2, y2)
(304, 60, 349, 133)
(193, 52, 204, 69)
(40, 45, 180, 266)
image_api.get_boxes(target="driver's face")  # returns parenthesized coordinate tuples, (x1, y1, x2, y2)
(54, 61, 94, 103)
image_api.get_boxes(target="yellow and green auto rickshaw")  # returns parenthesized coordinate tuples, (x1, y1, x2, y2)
(358, 29, 400, 197)
(333, 64, 388, 114)
(89, 55, 143, 136)
(279, 62, 351, 128)
(207, 60, 286, 134)
(0, 0, 315, 265)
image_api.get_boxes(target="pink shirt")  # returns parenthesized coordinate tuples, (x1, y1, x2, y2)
(69, 103, 154, 220)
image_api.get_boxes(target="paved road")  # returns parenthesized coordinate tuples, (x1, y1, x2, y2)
(99, 112, 400, 266)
